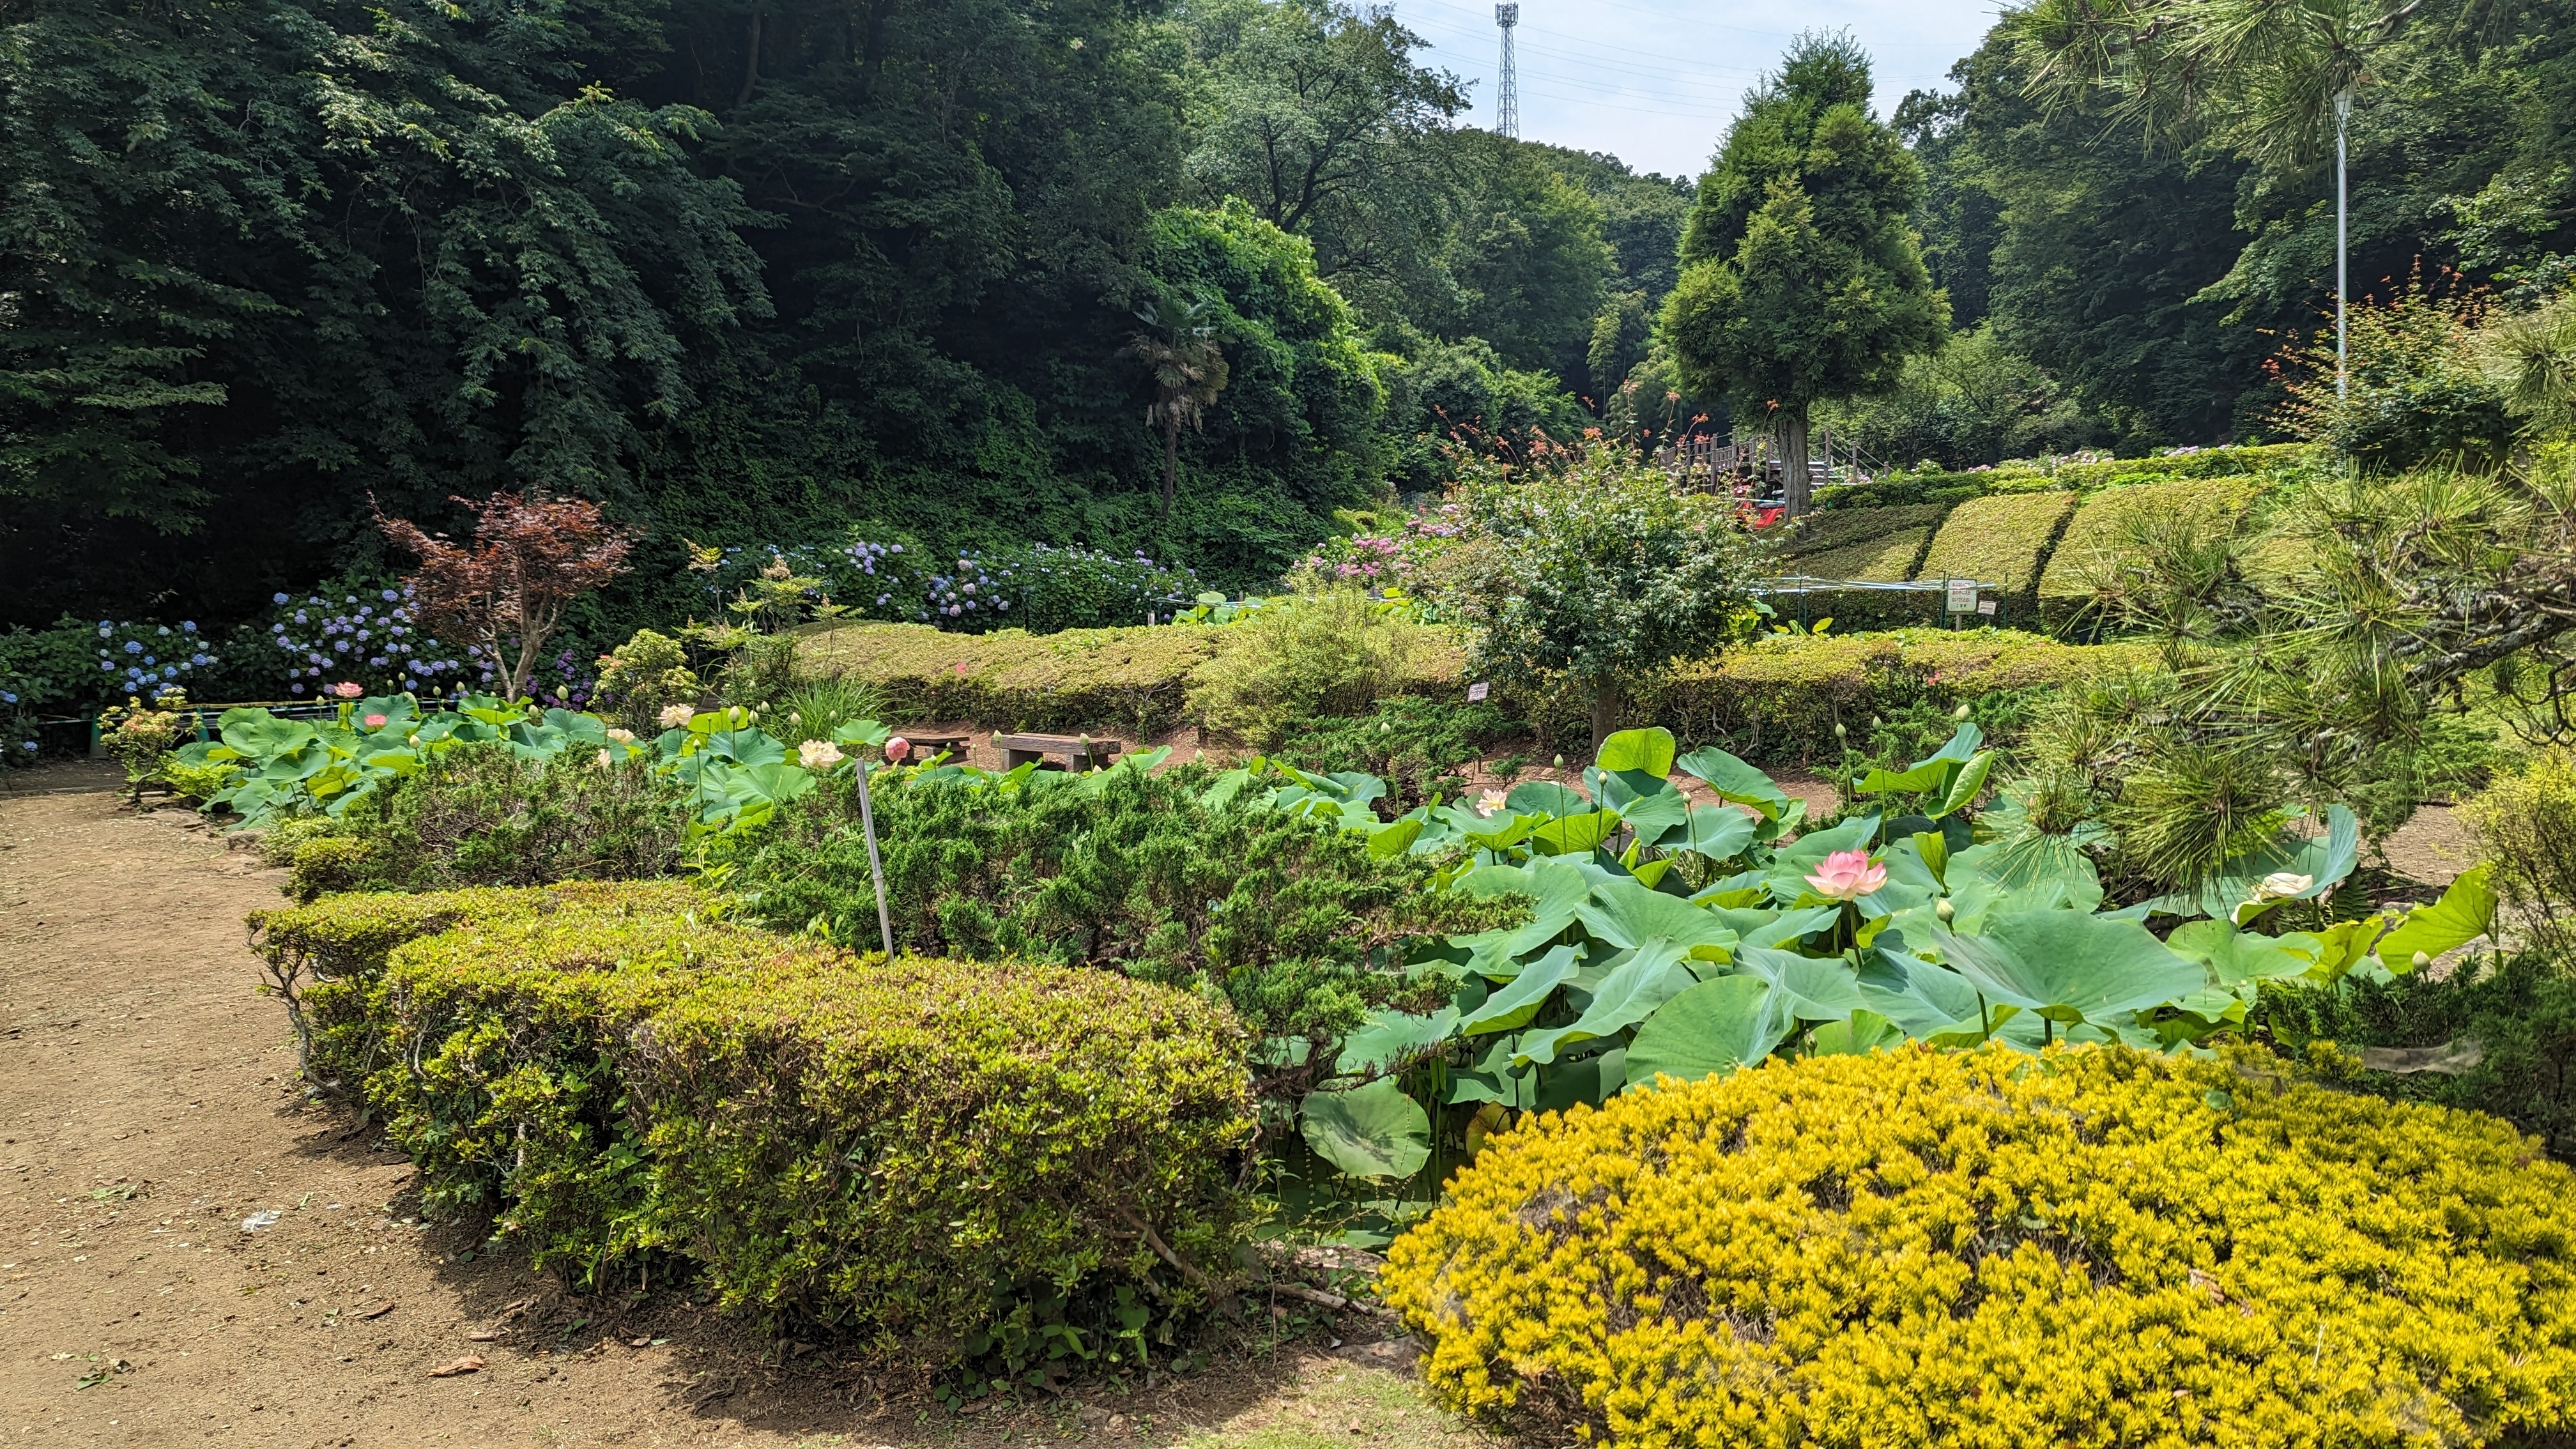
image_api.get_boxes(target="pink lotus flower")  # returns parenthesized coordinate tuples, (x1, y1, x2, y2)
(330, 681, 362, 699)
(1804, 849, 1887, 901)
(362, 712, 388, 729)
(884, 737, 911, 763)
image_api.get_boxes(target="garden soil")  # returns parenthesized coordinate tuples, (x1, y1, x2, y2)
(0, 763, 1489, 1449)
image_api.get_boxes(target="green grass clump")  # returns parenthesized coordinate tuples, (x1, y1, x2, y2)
(1386, 1043, 2576, 1447)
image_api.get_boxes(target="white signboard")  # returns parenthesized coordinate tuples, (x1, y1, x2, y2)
(1945, 578, 1978, 613)
(1976, 599, 1998, 617)
(1466, 681, 1491, 703)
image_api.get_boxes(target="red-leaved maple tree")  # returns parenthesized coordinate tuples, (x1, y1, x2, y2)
(377, 492, 640, 702)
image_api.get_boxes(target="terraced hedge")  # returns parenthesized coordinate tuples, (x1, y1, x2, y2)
(1765, 503, 1948, 563)
(796, 620, 1463, 736)
(2037, 473, 2269, 620)
(1816, 441, 2315, 510)
(1637, 627, 2155, 764)
(1912, 490, 2080, 604)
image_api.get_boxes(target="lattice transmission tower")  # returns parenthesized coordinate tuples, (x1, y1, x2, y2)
(1494, 4, 1519, 140)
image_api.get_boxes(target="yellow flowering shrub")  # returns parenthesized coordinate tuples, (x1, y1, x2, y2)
(1383, 1045, 2576, 1448)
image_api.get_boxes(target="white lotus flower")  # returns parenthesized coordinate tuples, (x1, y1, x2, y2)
(658, 704, 694, 729)
(799, 739, 844, 770)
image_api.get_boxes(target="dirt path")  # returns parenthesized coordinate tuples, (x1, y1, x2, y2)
(0, 764, 1482, 1449)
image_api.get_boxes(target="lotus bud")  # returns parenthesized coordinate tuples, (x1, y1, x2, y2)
(1869, 715, 1882, 730)
(2412, 950, 2433, 971)
(1833, 723, 1847, 740)
(1936, 897, 1955, 922)
(1552, 754, 1565, 770)
(1954, 703, 1972, 721)
(884, 737, 912, 763)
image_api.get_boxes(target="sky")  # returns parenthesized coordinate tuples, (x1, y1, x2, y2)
(1382, 0, 2009, 180)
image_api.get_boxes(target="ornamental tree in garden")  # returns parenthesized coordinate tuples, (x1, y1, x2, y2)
(1450, 438, 1767, 750)
(1660, 33, 1947, 516)
(378, 493, 638, 702)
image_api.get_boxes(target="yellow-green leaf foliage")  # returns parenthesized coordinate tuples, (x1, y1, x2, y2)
(1798, 528, 1934, 583)
(1186, 587, 1461, 747)
(1384, 1044, 2576, 1448)
(2039, 473, 2267, 606)
(255, 883, 1256, 1349)
(2466, 749, 2576, 958)
(1638, 628, 2156, 765)
(796, 619, 1463, 737)
(1913, 489, 2078, 597)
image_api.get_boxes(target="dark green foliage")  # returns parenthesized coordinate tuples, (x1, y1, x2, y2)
(264, 742, 687, 901)
(2255, 953, 2576, 1158)
(707, 763, 1506, 1066)
(1269, 698, 1524, 811)
(1663, 33, 1949, 484)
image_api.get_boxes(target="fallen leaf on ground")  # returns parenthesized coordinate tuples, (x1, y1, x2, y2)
(356, 1301, 394, 1319)
(466, 1328, 509, 1342)
(427, 1356, 486, 1378)
(629, 1336, 651, 1348)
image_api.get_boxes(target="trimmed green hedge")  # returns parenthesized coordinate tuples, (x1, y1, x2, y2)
(1913, 490, 2080, 603)
(1816, 442, 2315, 510)
(1636, 628, 2158, 765)
(795, 620, 1464, 736)
(1765, 503, 1949, 564)
(255, 882, 1257, 1357)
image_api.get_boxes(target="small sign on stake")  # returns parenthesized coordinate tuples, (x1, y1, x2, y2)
(1976, 599, 1998, 617)
(1945, 578, 1978, 614)
(1466, 681, 1491, 703)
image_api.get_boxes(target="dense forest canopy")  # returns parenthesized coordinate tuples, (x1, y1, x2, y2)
(1, 0, 2569, 629)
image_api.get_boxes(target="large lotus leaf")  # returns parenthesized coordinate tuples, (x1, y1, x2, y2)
(1851, 723, 1984, 797)
(1781, 815, 1882, 866)
(1506, 780, 1591, 820)
(2166, 920, 2322, 986)
(832, 718, 893, 749)
(1533, 1048, 1629, 1111)
(1531, 809, 1623, 856)
(540, 708, 609, 744)
(218, 709, 316, 762)
(256, 742, 335, 783)
(1460, 946, 1581, 1034)
(1337, 1006, 1461, 1073)
(1855, 949, 1989, 1037)
(1932, 753, 1995, 818)
(1673, 805, 1758, 861)
(1950, 841, 2104, 914)
(1578, 879, 1740, 960)
(1623, 976, 1786, 1089)
(1676, 746, 1793, 820)
(1731, 944, 1869, 1019)
(1453, 860, 1589, 971)
(1614, 788, 1692, 848)
(356, 696, 420, 730)
(1448, 1035, 1538, 1108)
(1300, 1078, 1431, 1181)
(2374, 865, 2497, 970)
(1811, 1009, 1908, 1056)
(1514, 945, 1695, 1065)
(2195, 805, 2363, 919)
(1367, 818, 1423, 857)
(702, 728, 788, 767)
(1929, 912, 2204, 1023)
(1596, 726, 1677, 776)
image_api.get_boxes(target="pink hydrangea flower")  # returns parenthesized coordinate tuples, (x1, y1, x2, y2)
(1805, 849, 1887, 901)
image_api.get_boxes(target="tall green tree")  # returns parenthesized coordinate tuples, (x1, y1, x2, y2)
(1661, 33, 1948, 514)
(1444, 137, 1614, 388)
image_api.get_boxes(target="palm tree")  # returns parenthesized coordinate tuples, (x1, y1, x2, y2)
(2007, 0, 2431, 400)
(1126, 299, 1230, 521)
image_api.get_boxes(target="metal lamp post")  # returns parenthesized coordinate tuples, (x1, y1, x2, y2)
(2336, 87, 2352, 401)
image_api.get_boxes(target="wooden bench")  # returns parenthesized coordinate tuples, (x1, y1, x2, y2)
(889, 732, 970, 762)
(990, 732, 1121, 772)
